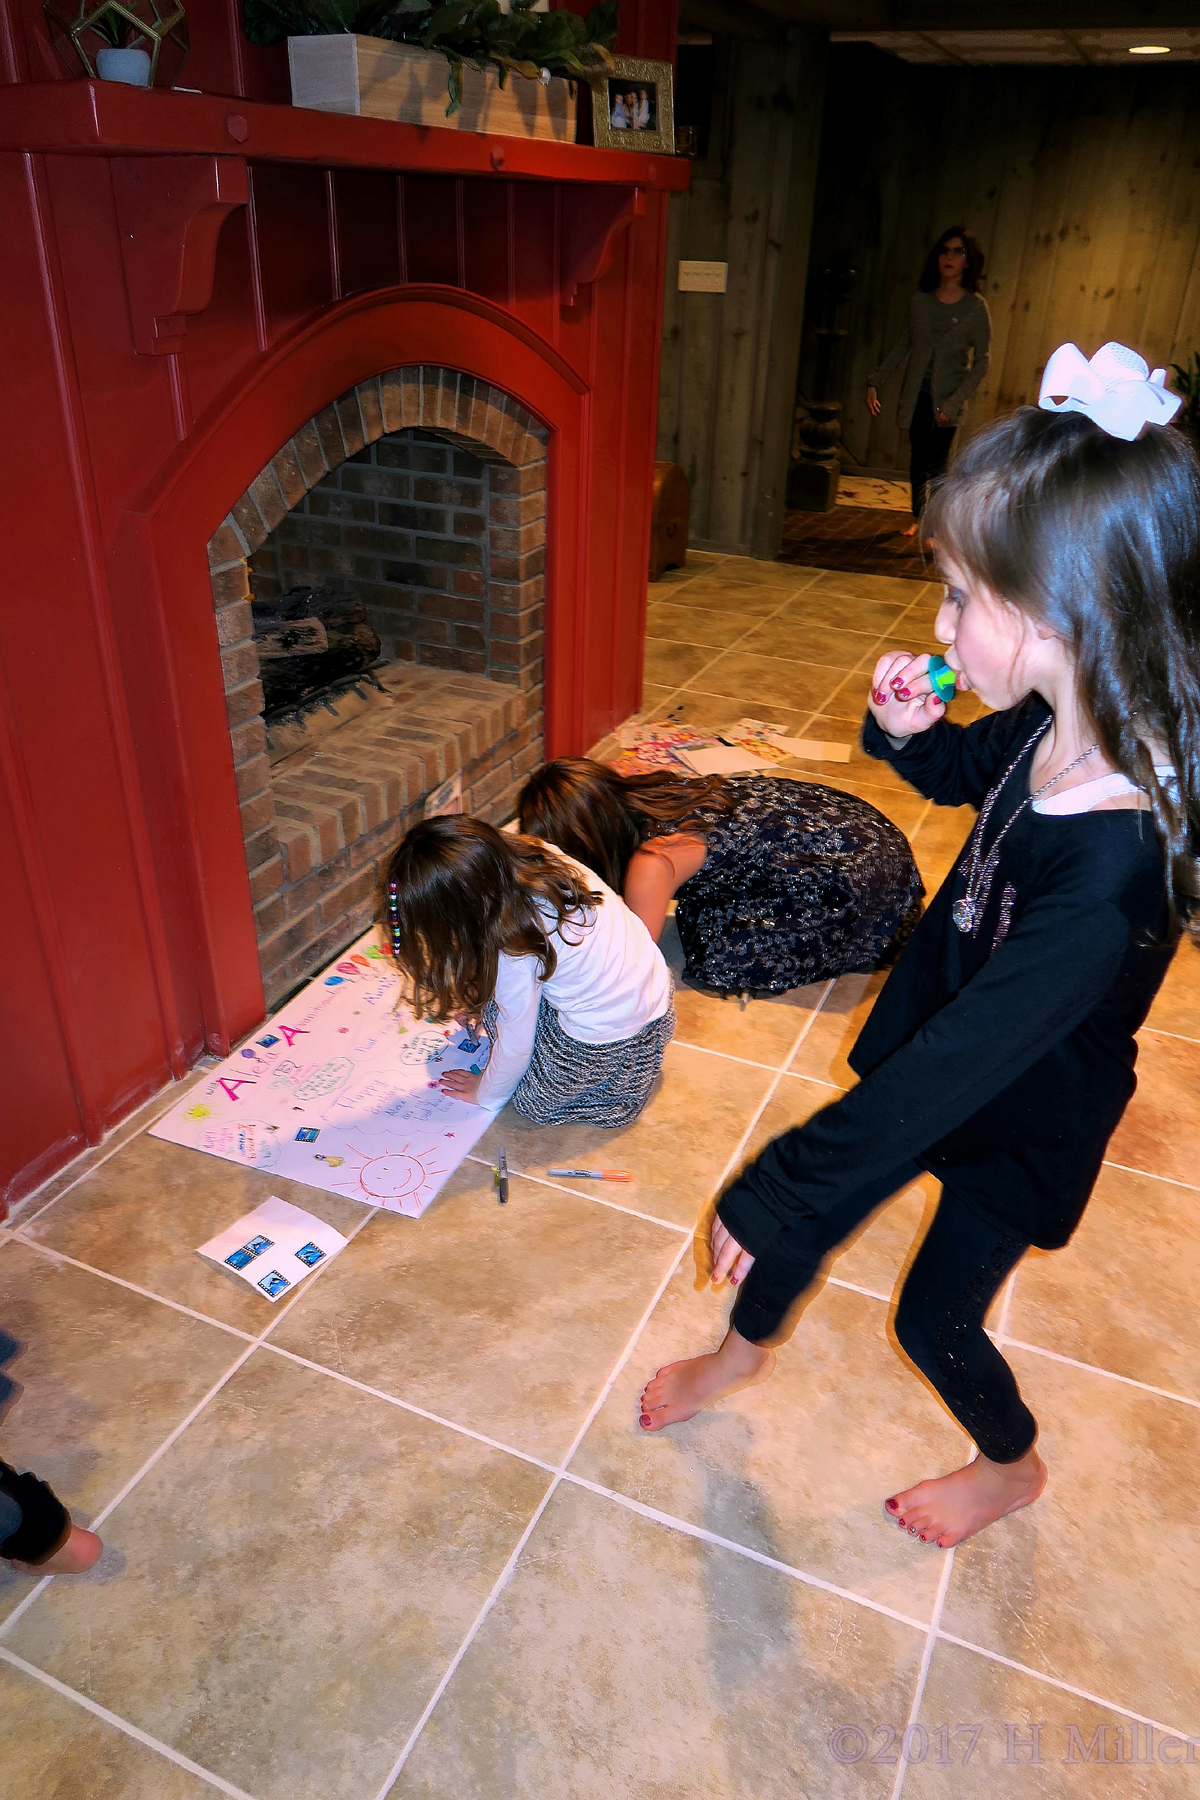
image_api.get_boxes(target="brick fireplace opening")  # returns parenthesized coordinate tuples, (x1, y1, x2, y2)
(207, 366, 548, 1006)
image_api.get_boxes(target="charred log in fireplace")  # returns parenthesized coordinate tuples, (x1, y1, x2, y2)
(252, 587, 382, 715)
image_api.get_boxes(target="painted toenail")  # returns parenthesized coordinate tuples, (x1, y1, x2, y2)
(885, 1498, 898, 1512)
(909, 1526, 918, 1535)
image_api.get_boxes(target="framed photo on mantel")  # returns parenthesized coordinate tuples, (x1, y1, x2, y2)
(590, 55, 675, 155)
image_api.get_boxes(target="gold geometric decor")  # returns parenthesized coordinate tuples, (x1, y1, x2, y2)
(43, 0, 189, 87)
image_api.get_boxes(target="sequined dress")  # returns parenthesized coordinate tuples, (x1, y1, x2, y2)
(666, 776, 923, 994)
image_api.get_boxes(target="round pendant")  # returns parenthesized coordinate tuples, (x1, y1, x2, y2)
(952, 897, 976, 933)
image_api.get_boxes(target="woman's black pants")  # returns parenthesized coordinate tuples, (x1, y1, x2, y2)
(909, 389, 957, 518)
(728, 1159, 1037, 1464)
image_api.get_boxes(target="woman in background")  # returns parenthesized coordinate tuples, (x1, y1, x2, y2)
(867, 226, 991, 536)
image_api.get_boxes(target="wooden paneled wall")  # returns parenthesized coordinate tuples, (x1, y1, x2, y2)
(656, 29, 827, 557)
(803, 47, 1200, 474)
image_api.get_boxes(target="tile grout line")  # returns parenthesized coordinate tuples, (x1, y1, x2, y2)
(0, 1648, 260, 1800)
(9, 1233, 259, 1346)
(889, 1543, 960, 1800)
(368, 966, 841, 1794)
(558, 1473, 930, 1633)
(7, 1066, 219, 1232)
(461, 1154, 690, 1236)
(0, 1340, 259, 1646)
(0, 1207, 378, 1650)
(1137, 1023, 1200, 1046)
(258, 1341, 560, 1474)
(996, 1336, 1200, 1412)
(370, 1233, 694, 1800)
(1101, 1158, 1200, 1197)
(931, 1632, 1200, 1743)
(671, 576, 926, 721)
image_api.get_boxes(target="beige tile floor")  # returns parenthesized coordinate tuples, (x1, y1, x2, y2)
(3, 553, 1200, 1796)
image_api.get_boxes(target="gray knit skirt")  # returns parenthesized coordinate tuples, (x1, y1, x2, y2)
(485, 992, 675, 1128)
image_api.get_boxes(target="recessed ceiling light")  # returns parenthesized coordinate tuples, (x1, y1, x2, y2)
(1129, 44, 1171, 54)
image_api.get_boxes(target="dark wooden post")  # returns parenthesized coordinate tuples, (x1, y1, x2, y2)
(788, 262, 858, 513)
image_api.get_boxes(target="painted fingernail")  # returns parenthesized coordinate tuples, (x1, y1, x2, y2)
(730, 1274, 738, 1285)
(896, 688, 911, 700)
(889, 677, 904, 690)
(874, 689, 888, 704)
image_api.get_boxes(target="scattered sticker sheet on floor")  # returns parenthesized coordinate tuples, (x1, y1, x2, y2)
(151, 928, 492, 1217)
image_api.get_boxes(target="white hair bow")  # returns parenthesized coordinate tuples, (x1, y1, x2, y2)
(1038, 341, 1182, 440)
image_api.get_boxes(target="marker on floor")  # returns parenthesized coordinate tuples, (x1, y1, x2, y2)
(547, 1168, 633, 1182)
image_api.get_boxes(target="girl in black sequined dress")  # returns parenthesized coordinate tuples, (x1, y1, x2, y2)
(517, 761, 923, 995)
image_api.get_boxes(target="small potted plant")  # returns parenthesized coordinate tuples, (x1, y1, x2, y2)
(91, 5, 152, 82)
(246, 0, 617, 138)
(42, 0, 190, 86)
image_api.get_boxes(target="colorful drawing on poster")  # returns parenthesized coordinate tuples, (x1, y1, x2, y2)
(332, 1140, 450, 1212)
(217, 1076, 257, 1103)
(150, 925, 493, 1216)
(200, 1122, 282, 1169)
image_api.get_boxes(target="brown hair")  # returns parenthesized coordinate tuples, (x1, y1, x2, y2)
(380, 815, 602, 1022)
(924, 406, 1200, 932)
(517, 758, 735, 892)
(919, 225, 985, 294)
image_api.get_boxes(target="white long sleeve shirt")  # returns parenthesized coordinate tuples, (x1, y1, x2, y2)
(475, 846, 673, 1113)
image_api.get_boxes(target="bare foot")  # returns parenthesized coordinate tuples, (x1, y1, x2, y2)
(10, 1523, 103, 1577)
(885, 1448, 1047, 1549)
(639, 1328, 776, 1431)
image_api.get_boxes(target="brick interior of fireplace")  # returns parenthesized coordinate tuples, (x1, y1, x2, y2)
(207, 368, 549, 1007)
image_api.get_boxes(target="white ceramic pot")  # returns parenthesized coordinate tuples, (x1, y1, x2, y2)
(96, 46, 151, 85)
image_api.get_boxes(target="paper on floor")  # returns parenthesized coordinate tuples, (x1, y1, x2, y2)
(198, 1195, 348, 1301)
(682, 745, 776, 776)
(151, 927, 493, 1216)
(681, 718, 853, 775)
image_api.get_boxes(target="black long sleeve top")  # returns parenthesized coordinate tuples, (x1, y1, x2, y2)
(717, 700, 1177, 1253)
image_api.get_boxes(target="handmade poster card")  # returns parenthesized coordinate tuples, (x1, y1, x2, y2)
(197, 1195, 348, 1301)
(151, 927, 493, 1217)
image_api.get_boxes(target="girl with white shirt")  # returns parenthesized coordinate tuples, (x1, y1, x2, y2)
(382, 816, 674, 1124)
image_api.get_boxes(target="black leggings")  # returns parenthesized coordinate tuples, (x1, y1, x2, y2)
(909, 388, 957, 518)
(729, 1160, 1037, 1464)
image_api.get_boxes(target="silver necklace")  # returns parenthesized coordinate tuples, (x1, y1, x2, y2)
(952, 720, 1100, 934)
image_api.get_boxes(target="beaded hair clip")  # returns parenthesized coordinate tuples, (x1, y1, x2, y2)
(387, 879, 401, 959)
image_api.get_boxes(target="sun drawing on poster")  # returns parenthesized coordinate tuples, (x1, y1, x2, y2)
(333, 1139, 449, 1211)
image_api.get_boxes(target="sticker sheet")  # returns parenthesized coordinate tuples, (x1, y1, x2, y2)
(151, 928, 492, 1217)
(197, 1196, 349, 1301)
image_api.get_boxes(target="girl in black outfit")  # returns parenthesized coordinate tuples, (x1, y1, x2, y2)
(639, 374, 1198, 1552)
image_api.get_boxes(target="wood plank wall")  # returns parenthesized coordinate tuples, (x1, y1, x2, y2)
(656, 30, 827, 557)
(801, 46, 1200, 475)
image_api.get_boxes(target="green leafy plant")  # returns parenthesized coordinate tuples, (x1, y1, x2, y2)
(245, 0, 619, 116)
(1171, 351, 1200, 434)
(89, 4, 138, 46)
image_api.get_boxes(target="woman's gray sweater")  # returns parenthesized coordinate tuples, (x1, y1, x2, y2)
(868, 289, 992, 429)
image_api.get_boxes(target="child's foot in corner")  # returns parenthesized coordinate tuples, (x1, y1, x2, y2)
(885, 1448, 1047, 1549)
(639, 1328, 776, 1431)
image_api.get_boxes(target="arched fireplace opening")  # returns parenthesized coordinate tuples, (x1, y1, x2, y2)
(207, 366, 548, 1006)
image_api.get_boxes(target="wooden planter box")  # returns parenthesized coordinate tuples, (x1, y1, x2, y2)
(288, 35, 576, 143)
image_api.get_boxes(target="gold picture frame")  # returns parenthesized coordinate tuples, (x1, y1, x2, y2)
(590, 55, 675, 155)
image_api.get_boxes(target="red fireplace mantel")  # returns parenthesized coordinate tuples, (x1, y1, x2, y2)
(0, 0, 685, 1207)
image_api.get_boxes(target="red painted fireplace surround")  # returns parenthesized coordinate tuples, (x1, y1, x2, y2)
(0, 0, 686, 1207)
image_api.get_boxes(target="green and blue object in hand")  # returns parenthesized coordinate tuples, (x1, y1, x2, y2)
(927, 655, 956, 702)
